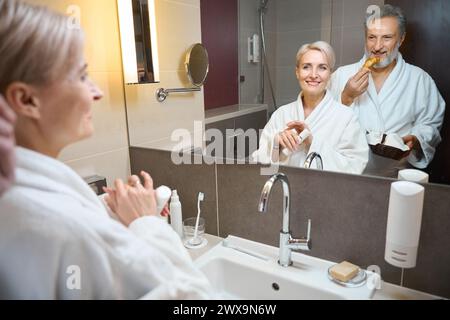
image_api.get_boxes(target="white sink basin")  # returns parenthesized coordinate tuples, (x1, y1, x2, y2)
(195, 236, 377, 300)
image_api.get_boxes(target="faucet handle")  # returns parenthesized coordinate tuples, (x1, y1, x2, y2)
(306, 219, 312, 242)
(288, 219, 312, 251)
(304, 219, 312, 250)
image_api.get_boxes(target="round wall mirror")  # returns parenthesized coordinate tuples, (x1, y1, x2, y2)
(185, 43, 209, 87)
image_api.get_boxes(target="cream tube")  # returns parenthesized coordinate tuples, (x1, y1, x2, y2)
(281, 129, 311, 157)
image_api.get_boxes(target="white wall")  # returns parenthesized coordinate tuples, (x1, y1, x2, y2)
(331, 0, 385, 67)
(125, 0, 205, 151)
(275, 0, 332, 107)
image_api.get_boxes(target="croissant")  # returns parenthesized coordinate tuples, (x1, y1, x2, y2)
(363, 57, 381, 68)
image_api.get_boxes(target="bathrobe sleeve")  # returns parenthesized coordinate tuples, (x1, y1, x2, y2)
(408, 73, 446, 168)
(329, 70, 344, 104)
(310, 114, 369, 174)
(252, 116, 279, 164)
(329, 68, 354, 107)
(129, 216, 217, 299)
(22, 213, 216, 300)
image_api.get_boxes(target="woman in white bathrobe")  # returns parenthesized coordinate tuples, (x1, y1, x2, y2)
(0, 95, 15, 195)
(0, 0, 215, 299)
(253, 41, 369, 174)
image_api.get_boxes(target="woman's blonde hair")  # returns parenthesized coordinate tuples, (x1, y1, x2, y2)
(296, 41, 336, 70)
(0, 0, 83, 94)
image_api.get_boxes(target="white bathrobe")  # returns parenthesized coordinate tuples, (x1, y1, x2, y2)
(253, 91, 369, 174)
(0, 147, 216, 300)
(329, 54, 445, 177)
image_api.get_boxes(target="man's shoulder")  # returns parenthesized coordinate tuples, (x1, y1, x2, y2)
(334, 61, 361, 75)
(404, 61, 434, 82)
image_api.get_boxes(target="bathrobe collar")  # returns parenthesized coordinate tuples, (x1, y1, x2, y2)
(296, 90, 333, 129)
(358, 53, 407, 132)
(361, 53, 407, 105)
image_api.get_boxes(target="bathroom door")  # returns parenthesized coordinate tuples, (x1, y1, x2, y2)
(200, 0, 239, 110)
(386, 0, 450, 184)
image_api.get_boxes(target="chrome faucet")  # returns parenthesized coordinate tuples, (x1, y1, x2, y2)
(304, 152, 323, 170)
(258, 173, 312, 267)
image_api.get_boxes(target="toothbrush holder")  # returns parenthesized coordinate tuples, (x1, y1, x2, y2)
(183, 217, 207, 249)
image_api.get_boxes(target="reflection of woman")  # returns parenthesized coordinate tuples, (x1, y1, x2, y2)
(253, 41, 369, 174)
(0, 0, 214, 299)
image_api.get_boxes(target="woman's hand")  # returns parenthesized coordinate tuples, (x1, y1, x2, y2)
(275, 121, 313, 153)
(275, 128, 300, 153)
(103, 171, 158, 227)
(0, 95, 16, 196)
(161, 204, 170, 218)
(286, 121, 313, 147)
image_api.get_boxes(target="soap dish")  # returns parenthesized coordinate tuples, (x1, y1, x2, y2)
(327, 266, 367, 288)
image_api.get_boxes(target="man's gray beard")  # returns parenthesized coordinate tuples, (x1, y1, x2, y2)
(365, 43, 400, 69)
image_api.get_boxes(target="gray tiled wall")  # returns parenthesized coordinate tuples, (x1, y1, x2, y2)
(130, 147, 219, 236)
(130, 147, 450, 298)
(217, 164, 402, 286)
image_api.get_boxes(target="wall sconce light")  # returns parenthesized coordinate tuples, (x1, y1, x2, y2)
(117, 0, 160, 84)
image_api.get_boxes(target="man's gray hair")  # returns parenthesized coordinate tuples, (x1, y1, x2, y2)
(365, 4, 407, 37)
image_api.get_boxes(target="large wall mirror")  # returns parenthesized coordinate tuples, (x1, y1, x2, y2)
(121, 0, 449, 187)
(199, 0, 450, 186)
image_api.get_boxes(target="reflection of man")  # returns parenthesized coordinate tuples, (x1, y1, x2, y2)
(329, 4, 445, 177)
(0, 95, 16, 195)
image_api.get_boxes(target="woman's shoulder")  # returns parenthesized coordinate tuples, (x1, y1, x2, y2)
(0, 183, 105, 241)
(270, 100, 297, 118)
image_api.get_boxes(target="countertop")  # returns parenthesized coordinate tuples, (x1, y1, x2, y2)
(205, 104, 268, 124)
(186, 234, 443, 300)
(187, 233, 223, 261)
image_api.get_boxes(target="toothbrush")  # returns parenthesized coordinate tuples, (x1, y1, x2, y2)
(191, 192, 204, 244)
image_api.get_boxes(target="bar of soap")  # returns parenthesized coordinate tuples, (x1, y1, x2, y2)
(330, 261, 359, 282)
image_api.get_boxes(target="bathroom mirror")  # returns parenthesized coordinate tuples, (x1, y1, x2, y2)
(122, 0, 449, 186)
(199, 0, 450, 185)
(185, 43, 209, 87)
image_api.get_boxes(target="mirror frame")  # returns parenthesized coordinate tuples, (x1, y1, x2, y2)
(185, 43, 209, 88)
(117, 0, 160, 84)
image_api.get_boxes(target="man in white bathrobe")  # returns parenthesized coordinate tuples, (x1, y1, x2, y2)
(329, 4, 445, 177)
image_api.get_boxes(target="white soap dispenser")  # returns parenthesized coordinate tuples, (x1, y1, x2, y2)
(398, 169, 429, 183)
(385, 181, 425, 268)
(169, 190, 183, 237)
